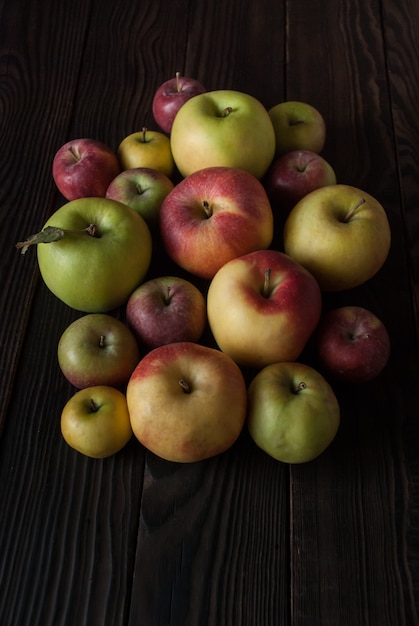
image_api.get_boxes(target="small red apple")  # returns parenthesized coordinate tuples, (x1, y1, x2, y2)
(316, 305, 391, 383)
(152, 72, 207, 134)
(52, 138, 121, 200)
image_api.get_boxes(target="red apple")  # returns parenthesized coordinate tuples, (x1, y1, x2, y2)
(152, 71, 207, 134)
(159, 166, 274, 280)
(106, 167, 174, 231)
(316, 305, 391, 383)
(52, 138, 121, 200)
(207, 249, 322, 369)
(57, 313, 140, 389)
(264, 149, 337, 216)
(126, 342, 247, 463)
(126, 275, 207, 349)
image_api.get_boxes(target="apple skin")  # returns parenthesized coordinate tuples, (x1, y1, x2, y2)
(126, 342, 248, 463)
(117, 128, 175, 178)
(206, 249, 322, 369)
(126, 276, 207, 349)
(247, 361, 340, 464)
(57, 313, 140, 389)
(61, 385, 133, 458)
(36, 197, 152, 313)
(105, 167, 174, 232)
(268, 101, 326, 157)
(170, 90, 276, 180)
(159, 166, 274, 280)
(315, 306, 391, 383)
(52, 138, 121, 201)
(152, 72, 207, 134)
(283, 184, 391, 291)
(263, 149, 337, 216)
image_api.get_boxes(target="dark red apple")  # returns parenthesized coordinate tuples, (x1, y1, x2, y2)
(152, 72, 207, 134)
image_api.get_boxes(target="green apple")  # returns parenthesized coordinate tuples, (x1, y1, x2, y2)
(170, 90, 276, 180)
(117, 128, 175, 178)
(247, 361, 340, 464)
(35, 197, 152, 312)
(58, 313, 140, 389)
(283, 184, 391, 291)
(61, 385, 133, 458)
(269, 101, 326, 157)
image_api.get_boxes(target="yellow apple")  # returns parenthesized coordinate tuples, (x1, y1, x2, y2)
(117, 128, 175, 178)
(269, 101, 326, 157)
(283, 184, 391, 291)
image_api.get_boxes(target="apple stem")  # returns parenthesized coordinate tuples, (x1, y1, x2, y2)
(345, 197, 366, 222)
(262, 268, 271, 298)
(142, 127, 148, 143)
(221, 106, 233, 117)
(178, 379, 191, 394)
(176, 71, 181, 92)
(294, 381, 307, 393)
(202, 200, 212, 218)
(16, 224, 97, 255)
(99, 335, 106, 348)
(90, 398, 99, 412)
(164, 285, 172, 305)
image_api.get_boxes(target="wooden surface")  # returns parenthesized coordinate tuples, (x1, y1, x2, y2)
(1, 0, 419, 624)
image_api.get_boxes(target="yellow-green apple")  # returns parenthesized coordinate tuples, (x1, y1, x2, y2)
(247, 361, 340, 464)
(126, 276, 207, 349)
(35, 197, 152, 312)
(52, 138, 121, 200)
(283, 184, 391, 291)
(159, 166, 274, 279)
(126, 342, 247, 463)
(57, 313, 140, 389)
(170, 90, 276, 179)
(206, 249, 322, 368)
(263, 149, 336, 216)
(105, 167, 174, 232)
(268, 101, 326, 157)
(117, 128, 175, 178)
(315, 305, 391, 383)
(152, 71, 207, 134)
(61, 385, 133, 458)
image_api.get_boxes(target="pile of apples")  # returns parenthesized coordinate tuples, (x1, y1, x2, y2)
(17, 73, 392, 465)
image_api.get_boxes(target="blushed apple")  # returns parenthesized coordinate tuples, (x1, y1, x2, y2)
(61, 385, 133, 458)
(105, 167, 174, 231)
(152, 71, 207, 134)
(247, 361, 340, 464)
(170, 89, 276, 179)
(263, 149, 337, 216)
(159, 166, 274, 279)
(58, 313, 140, 389)
(126, 342, 247, 463)
(117, 128, 175, 178)
(283, 184, 392, 291)
(315, 305, 391, 383)
(206, 249, 322, 369)
(126, 276, 207, 349)
(52, 138, 121, 200)
(269, 101, 326, 157)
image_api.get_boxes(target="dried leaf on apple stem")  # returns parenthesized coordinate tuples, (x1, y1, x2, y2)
(16, 226, 66, 255)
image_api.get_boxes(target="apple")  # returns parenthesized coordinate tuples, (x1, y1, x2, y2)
(170, 89, 276, 179)
(126, 276, 207, 349)
(152, 71, 207, 134)
(206, 249, 322, 369)
(283, 184, 392, 291)
(247, 361, 340, 464)
(117, 128, 175, 178)
(105, 167, 174, 231)
(34, 197, 152, 312)
(159, 166, 274, 279)
(52, 138, 121, 200)
(126, 342, 247, 463)
(315, 305, 391, 383)
(57, 313, 140, 389)
(61, 385, 133, 458)
(263, 149, 337, 216)
(268, 101, 326, 157)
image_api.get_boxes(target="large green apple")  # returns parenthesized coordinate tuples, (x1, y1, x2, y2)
(247, 361, 340, 464)
(36, 197, 152, 312)
(170, 90, 276, 180)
